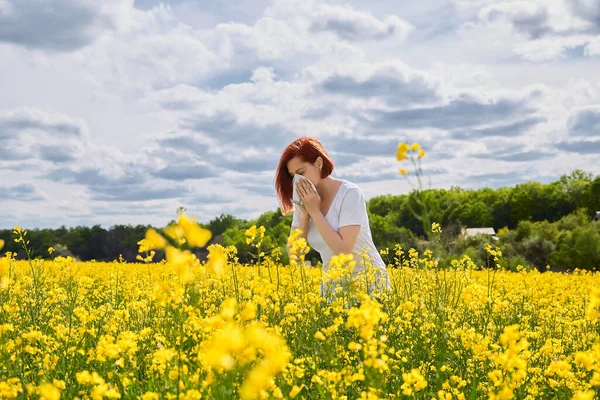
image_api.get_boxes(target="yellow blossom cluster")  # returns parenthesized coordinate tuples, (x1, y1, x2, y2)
(397, 142, 426, 175)
(1, 222, 600, 399)
(245, 225, 266, 247)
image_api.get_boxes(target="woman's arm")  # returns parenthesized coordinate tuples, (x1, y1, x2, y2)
(295, 179, 364, 256)
(311, 211, 360, 255)
(310, 186, 366, 256)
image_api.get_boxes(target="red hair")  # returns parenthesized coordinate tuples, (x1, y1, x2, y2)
(275, 136, 334, 216)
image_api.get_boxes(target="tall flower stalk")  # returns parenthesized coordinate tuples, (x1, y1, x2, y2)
(397, 142, 433, 240)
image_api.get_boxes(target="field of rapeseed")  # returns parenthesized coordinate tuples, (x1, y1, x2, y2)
(0, 215, 599, 400)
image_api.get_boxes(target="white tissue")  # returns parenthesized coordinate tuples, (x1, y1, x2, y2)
(292, 174, 320, 212)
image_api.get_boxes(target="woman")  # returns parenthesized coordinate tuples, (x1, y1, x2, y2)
(275, 136, 391, 297)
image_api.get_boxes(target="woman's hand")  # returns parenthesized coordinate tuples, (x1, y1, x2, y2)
(296, 178, 321, 218)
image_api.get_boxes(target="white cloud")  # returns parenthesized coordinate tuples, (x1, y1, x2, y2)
(1, 0, 599, 228)
(567, 105, 600, 137)
(584, 38, 600, 56)
(0, 108, 89, 166)
(459, 0, 600, 61)
(0, 0, 144, 51)
(310, 3, 413, 41)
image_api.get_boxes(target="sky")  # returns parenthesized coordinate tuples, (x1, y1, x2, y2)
(1, 0, 599, 229)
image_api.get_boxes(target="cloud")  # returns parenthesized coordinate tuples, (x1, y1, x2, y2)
(0, 107, 86, 138)
(90, 185, 188, 202)
(321, 134, 434, 158)
(237, 183, 277, 197)
(480, 3, 557, 40)
(154, 131, 283, 174)
(567, 105, 600, 137)
(0, 108, 88, 168)
(472, 149, 554, 162)
(555, 138, 600, 154)
(462, 171, 524, 188)
(218, 172, 278, 198)
(46, 166, 141, 186)
(319, 62, 442, 107)
(0, 146, 30, 161)
(187, 203, 261, 223)
(44, 150, 191, 202)
(309, 4, 412, 41)
(0, 183, 46, 201)
(361, 90, 535, 131)
(337, 171, 402, 183)
(568, 0, 600, 33)
(89, 202, 175, 217)
(479, 0, 599, 38)
(200, 5, 364, 76)
(0, 0, 136, 51)
(327, 152, 363, 168)
(452, 116, 546, 139)
(182, 110, 295, 149)
(152, 163, 218, 181)
(338, 165, 446, 184)
(464, 0, 600, 61)
(77, 19, 216, 93)
(39, 145, 77, 163)
(2, 0, 599, 228)
(153, 134, 213, 158)
(181, 191, 236, 205)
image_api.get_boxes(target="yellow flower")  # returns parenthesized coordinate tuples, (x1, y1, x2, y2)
(0, 239, 4, 250)
(152, 348, 176, 368)
(289, 385, 304, 398)
(48, 247, 55, 255)
(220, 298, 238, 321)
(314, 331, 326, 341)
(572, 390, 595, 400)
(76, 370, 106, 385)
(396, 142, 409, 161)
(166, 247, 195, 284)
(585, 287, 600, 320)
(399, 169, 409, 175)
(245, 225, 257, 244)
(145, 228, 167, 250)
(153, 282, 179, 306)
(418, 149, 426, 159)
(346, 298, 389, 340)
(411, 143, 421, 151)
(206, 244, 227, 277)
(239, 363, 271, 400)
(348, 342, 362, 351)
(163, 224, 186, 245)
(401, 369, 427, 395)
(38, 383, 61, 400)
(178, 214, 212, 248)
(240, 302, 257, 321)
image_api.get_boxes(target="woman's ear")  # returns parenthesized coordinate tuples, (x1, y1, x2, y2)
(316, 156, 323, 170)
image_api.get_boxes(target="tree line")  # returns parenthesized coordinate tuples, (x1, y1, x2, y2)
(2, 170, 599, 271)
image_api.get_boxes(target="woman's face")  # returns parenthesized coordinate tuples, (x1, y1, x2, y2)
(286, 155, 322, 185)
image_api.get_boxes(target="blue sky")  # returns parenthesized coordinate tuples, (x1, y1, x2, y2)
(1, 0, 599, 228)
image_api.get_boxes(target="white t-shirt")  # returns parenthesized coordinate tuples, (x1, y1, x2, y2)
(292, 179, 391, 294)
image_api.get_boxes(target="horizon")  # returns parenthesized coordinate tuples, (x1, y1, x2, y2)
(3, 170, 593, 230)
(2, 0, 599, 229)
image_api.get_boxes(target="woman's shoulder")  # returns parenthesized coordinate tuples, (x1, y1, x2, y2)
(338, 179, 364, 200)
(341, 179, 361, 191)
(337, 179, 362, 192)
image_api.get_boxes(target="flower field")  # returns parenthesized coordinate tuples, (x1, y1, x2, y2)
(0, 218, 599, 400)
